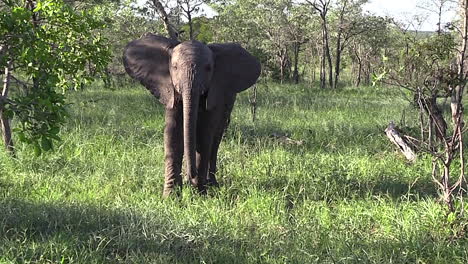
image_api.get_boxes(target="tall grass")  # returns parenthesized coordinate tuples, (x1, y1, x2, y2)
(0, 82, 466, 263)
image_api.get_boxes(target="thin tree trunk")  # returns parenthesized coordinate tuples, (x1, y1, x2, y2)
(442, 156, 454, 212)
(308, 0, 331, 88)
(280, 53, 285, 84)
(187, 12, 193, 40)
(293, 42, 300, 84)
(333, 0, 348, 89)
(1, 60, 14, 155)
(311, 46, 317, 83)
(417, 89, 425, 142)
(334, 45, 342, 89)
(354, 48, 362, 87)
(322, 20, 333, 88)
(320, 42, 326, 89)
(309, 46, 316, 84)
(452, 0, 468, 124)
(152, 0, 179, 40)
(278, 48, 290, 84)
(364, 61, 371, 85)
(334, 34, 343, 89)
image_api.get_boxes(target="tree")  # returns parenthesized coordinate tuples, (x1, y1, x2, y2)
(418, 0, 455, 34)
(331, 0, 368, 88)
(177, 0, 204, 40)
(144, 0, 208, 41)
(377, 1, 468, 212)
(209, 0, 310, 82)
(287, 3, 309, 84)
(148, 0, 180, 40)
(306, 0, 371, 88)
(0, 0, 110, 155)
(306, 0, 333, 88)
(348, 15, 391, 86)
(96, 0, 165, 81)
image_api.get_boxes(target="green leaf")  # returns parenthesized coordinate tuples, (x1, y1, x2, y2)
(41, 136, 52, 151)
(49, 126, 60, 135)
(447, 212, 456, 224)
(34, 143, 42, 156)
(49, 134, 61, 141)
(33, 1, 42, 12)
(17, 132, 26, 143)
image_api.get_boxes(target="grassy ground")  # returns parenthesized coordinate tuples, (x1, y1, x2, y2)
(0, 82, 467, 263)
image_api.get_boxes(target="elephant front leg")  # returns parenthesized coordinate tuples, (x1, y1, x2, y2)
(195, 110, 219, 194)
(162, 105, 184, 198)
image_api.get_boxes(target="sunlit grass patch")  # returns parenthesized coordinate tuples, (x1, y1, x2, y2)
(0, 83, 467, 263)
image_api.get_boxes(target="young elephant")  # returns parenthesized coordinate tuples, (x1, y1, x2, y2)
(123, 34, 261, 196)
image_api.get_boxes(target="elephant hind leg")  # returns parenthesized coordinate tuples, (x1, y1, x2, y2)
(207, 131, 222, 187)
(207, 97, 236, 187)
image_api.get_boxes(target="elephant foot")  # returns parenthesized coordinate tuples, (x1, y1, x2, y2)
(162, 179, 182, 198)
(207, 175, 219, 187)
(191, 176, 207, 195)
(162, 186, 182, 198)
(195, 177, 208, 195)
(197, 184, 207, 195)
(188, 175, 199, 188)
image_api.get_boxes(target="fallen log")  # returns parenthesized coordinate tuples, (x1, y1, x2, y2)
(385, 122, 416, 162)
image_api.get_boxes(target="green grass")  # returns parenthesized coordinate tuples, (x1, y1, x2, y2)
(0, 82, 467, 263)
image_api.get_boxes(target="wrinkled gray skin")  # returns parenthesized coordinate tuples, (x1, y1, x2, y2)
(123, 34, 261, 196)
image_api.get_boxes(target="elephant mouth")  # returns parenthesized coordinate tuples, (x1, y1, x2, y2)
(198, 93, 208, 112)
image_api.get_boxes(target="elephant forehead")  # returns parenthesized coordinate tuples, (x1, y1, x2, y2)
(172, 42, 212, 64)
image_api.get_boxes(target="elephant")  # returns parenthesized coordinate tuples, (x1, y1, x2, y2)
(123, 34, 261, 197)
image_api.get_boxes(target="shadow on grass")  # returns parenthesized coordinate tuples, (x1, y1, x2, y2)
(251, 173, 438, 203)
(227, 120, 388, 155)
(1, 198, 464, 263)
(235, 83, 399, 110)
(0, 199, 250, 263)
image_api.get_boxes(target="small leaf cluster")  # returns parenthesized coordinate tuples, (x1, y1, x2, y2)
(0, 0, 111, 154)
(3, 87, 66, 155)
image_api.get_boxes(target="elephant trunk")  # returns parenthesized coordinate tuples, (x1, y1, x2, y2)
(182, 87, 200, 190)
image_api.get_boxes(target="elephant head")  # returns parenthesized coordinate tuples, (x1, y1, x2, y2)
(123, 34, 261, 190)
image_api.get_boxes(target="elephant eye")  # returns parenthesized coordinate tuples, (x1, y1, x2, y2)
(205, 65, 211, 72)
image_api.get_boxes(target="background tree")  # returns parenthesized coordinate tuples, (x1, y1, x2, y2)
(98, 0, 165, 82)
(147, 0, 180, 40)
(418, 0, 455, 34)
(376, 1, 468, 212)
(0, 0, 111, 155)
(348, 15, 391, 86)
(177, 0, 205, 40)
(142, 0, 208, 41)
(331, 0, 369, 88)
(306, 0, 333, 88)
(287, 3, 310, 84)
(210, 0, 311, 82)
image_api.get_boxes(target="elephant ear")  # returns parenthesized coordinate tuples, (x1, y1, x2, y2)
(123, 34, 180, 108)
(206, 43, 261, 110)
